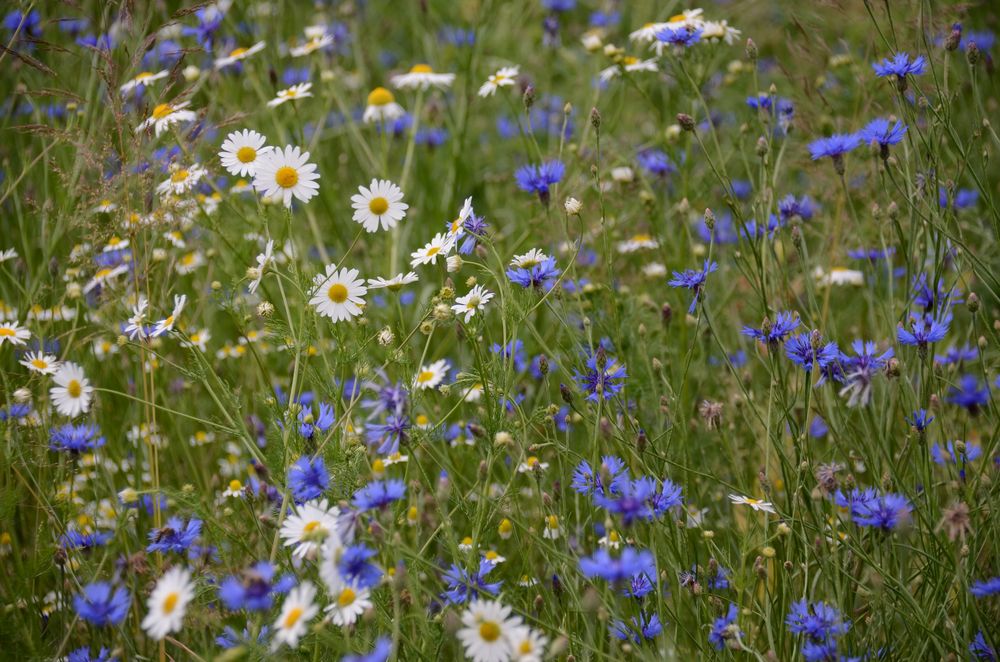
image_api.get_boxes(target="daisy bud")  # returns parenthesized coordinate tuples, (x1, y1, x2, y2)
(665, 123, 682, 140)
(13, 388, 31, 403)
(152, 248, 167, 261)
(66, 282, 82, 299)
(446, 254, 462, 272)
(581, 31, 603, 51)
(745, 38, 758, 62)
(677, 113, 695, 132)
(494, 431, 514, 447)
(564, 197, 582, 215)
(182, 65, 200, 81)
(257, 301, 274, 318)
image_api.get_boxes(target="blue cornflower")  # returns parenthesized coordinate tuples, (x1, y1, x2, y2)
(594, 477, 655, 524)
(743, 311, 801, 344)
(67, 647, 117, 662)
(611, 612, 663, 644)
(709, 603, 742, 650)
(73, 582, 130, 627)
(579, 547, 655, 583)
(808, 134, 861, 172)
(570, 456, 627, 496)
(49, 424, 106, 453)
(507, 256, 561, 290)
(897, 312, 949, 350)
(848, 246, 895, 261)
(939, 187, 979, 209)
(181, 7, 224, 50)
(441, 558, 502, 604)
(946, 374, 990, 411)
(707, 565, 732, 590)
(365, 415, 410, 455)
(352, 479, 406, 511)
(216, 625, 270, 649)
(543, 0, 575, 11)
(0, 403, 32, 421)
(338, 544, 384, 589)
(697, 212, 739, 244)
(655, 25, 703, 48)
(459, 212, 488, 254)
(785, 333, 840, 376)
(649, 478, 684, 517)
(637, 149, 676, 177)
(971, 577, 1000, 598)
(851, 492, 913, 529)
(872, 52, 927, 89)
(809, 416, 829, 439)
(741, 214, 783, 240)
(786, 599, 851, 643)
(912, 273, 962, 311)
(491, 339, 527, 371)
(298, 401, 335, 440)
(935, 344, 978, 365)
(573, 351, 627, 402)
(906, 409, 934, 432)
(931, 441, 982, 466)
(342, 638, 393, 662)
(288, 455, 329, 503)
(778, 194, 817, 222)
(514, 160, 565, 203)
(838, 340, 894, 407)
(218, 561, 295, 611)
(668, 259, 718, 314)
(857, 118, 907, 157)
(147, 517, 202, 554)
(61, 530, 112, 551)
(361, 376, 409, 417)
(969, 631, 997, 661)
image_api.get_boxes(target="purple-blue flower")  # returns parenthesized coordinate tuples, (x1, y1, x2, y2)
(352, 479, 406, 511)
(49, 424, 106, 453)
(73, 582, 130, 627)
(872, 52, 927, 81)
(709, 603, 742, 650)
(668, 259, 718, 314)
(515, 160, 565, 203)
(743, 311, 801, 344)
(580, 547, 656, 583)
(288, 455, 330, 503)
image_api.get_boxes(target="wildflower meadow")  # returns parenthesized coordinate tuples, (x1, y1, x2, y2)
(2, 1, 1000, 660)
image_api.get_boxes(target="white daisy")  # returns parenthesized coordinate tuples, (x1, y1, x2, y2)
(214, 41, 266, 69)
(175, 251, 206, 275)
(119, 70, 169, 95)
(452, 285, 494, 323)
(457, 599, 521, 662)
(136, 101, 197, 137)
(252, 145, 320, 208)
(410, 232, 455, 268)
(0, 247, 19, 263)
(413, 359, 449, 390)
(599, 56, 658, 82)
(363, 87, 406, 124)
(516, 456, 549, 473)
(82, 264, 129, 295)
(509, 248, 549, 269)
(181, 327, 211, 352)
(321, 570, 372, 626)
(729, 494, 777, 514)
(616, 233, 659, 253)
(219, 129, 273, 177)
(50, 362, 93, 417)
(221, 478, 245, 498)
(542, 514, 560, 540)
(152, 294, 187, 337)
(478, 66, 520, 97)
(124, 297, 148, 340)
(271, 582, 319, 651)
(141, 566, 195, 641)
(508, 625, 549, 662)
(447, 197, 474, 240)
(0, 320, 30, 347)
(102, 236, 129, 252)
(366, 272, 419, 291)
(279, 498, 343, 560)
(629, 21, 670, 45)
(391, 64, 456, 90)
(309, 265, 367, 323)
(267, 82, 313, 108)
(19, 351, 61, 375)
(93, 200, 118, 214)
(157, 164, 206, 196)
(290, 34, 333, 57)
(351, 179, 408, 233)
(701, 20, 741, 44)
(248, 239, 275, 294)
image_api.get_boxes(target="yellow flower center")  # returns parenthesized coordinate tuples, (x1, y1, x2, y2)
(479, 621, 501, 642)
(485, 550, 499, 560)
(498, 519, 512, 535)
(632, 234, 651, 242)
(283, 606, 304, 628)
(669, 13, 687, 22)
(461, 536, 473, 546)
(229, 480, 242, 492)
(136, 72, 154, 81)
(519, 640, 534, 654)
(275, 166, 299, 188)
(30, 358, 48, 370)
(151, 103, 173, 119)
(410, 63, 433, 73)
(328, 283, 348, 303)
(416, 370, 435, 383)
(236, 146, 257, 163)
(67, 380, 82, 398)
(372, 459, 385, 473)
(337, 588, 356, 607)
(303, 520, 321, 533)
(415, 414, 429, 426)
(609, 530, 621, 542)
(527, 456, 539, 466)
(425, 246, 441, 257)
(367, 87, 394, 106)
(163, 592, 179, 614)
(229, 47, 248, 58)
(546, 515, 559, 529)
(368, 197, 389, 215)
(0, 328, 15, 337)
(623, 56, 638, 65)
(171, 169, 189, 184)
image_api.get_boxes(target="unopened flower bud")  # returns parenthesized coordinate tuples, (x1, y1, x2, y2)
(676, 113, 695, 132)
(564, 197, 582, 215)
